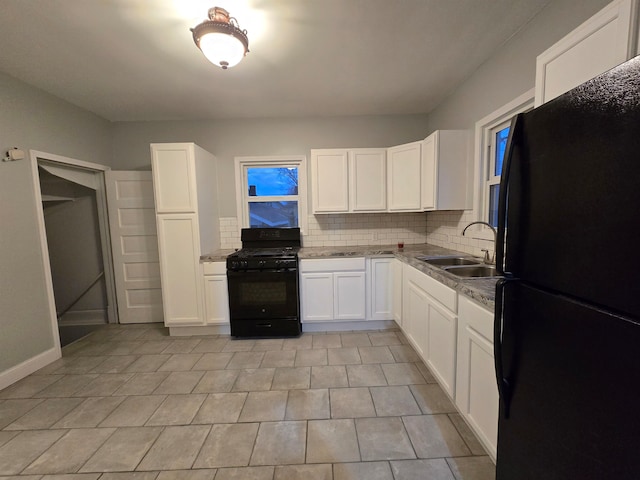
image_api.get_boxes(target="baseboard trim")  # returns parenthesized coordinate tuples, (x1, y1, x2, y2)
(58, 309, 108, 326)
(167, 321, 399, 336)
(169, 325, 231, 336)
(302, 320, 397, 332)
(0, 347, 61, 390)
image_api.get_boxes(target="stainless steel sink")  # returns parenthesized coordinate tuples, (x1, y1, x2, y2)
(417, 256, 482, 267)
(443, 264, 500, 278)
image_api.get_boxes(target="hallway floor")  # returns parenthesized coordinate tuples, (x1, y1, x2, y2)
(0, 324, 495, 479)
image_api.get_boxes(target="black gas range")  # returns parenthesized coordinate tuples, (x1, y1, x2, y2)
(226, 228, 302, 337)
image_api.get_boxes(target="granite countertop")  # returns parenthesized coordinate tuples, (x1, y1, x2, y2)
(200, 249, 237, 262)
(299, 244, 499, 310)
(201, 243, 500, 310)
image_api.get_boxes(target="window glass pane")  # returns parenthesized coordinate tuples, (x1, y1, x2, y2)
(249, 201, 299, 228)
(247, 167, 298, 196)
(488, 184, 500, 228)
(494, 126, 510, 176)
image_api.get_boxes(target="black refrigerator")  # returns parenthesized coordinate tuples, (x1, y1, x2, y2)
(494, 55, 640, 479)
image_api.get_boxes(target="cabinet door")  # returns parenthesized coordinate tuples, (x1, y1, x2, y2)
(421, 133, 437, 210)
(151, 144, 197, 213)
(455, 296, 498, 460)
(334, 271, 366, 320)
(392, 259, 403, 326)
(350, 149, 386, 211)
(204, 274, 230, 325)
(387, 141, 422, 211)
(300, 273, 334, 321)
(311, 150, 349, 213)
(156, 214, 204, 326)
(535, 0, 637, 106)
(425, 299, 457, 397)
(403, 271, 429, 357)
(368, 258, 393, 321)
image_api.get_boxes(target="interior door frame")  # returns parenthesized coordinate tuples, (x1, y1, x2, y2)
(30, 150, 119, 344)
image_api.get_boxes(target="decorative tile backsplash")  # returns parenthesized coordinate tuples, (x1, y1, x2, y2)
(304, 213, 427, 247)
(220, 211, 495, 257)
(219, 213, 428, 249)
(425, 210, 497, 258)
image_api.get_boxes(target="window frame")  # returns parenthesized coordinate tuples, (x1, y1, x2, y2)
(472, 89, 534, 239)
(485, 120, 511, 227)
(234, 155, 308, 234)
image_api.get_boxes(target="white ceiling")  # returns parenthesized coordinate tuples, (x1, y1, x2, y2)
(0, 0, 552, 122)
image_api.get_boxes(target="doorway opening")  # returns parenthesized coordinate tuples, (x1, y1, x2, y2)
(35, 155, 117, 346)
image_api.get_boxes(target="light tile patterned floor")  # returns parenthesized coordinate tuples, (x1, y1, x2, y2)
(0, 324, 496, 479)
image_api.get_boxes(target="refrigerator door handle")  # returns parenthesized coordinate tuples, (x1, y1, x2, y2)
(494, 277, 513, 418)
(496, 113, 523, 276)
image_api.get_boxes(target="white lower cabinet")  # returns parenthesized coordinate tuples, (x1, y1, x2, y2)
(455, 295, 499, 460)
(334, 271, 366, 320)
(392, 258, 403, 326)
(425, 298, 457, 396)
(402, 264, 458, 397)
(367, 257, 394, 321)
(156, 214, 204, 326)
(300, 258, 366, 322)
(300, 273, 334, 321)
(202, 262, 229, 325)
(403, 268, 429, 357)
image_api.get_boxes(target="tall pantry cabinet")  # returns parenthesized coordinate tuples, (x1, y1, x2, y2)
(151, 143, 220, 329)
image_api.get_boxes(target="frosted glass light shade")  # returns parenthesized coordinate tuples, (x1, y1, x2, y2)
(199, 32, 246, 69)
(191, 7, 249, 70)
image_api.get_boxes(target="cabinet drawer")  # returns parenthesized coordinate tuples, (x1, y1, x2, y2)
(422, 273, 457, 312)
(203, 262, 226, 275)
(300, 257, 365, 272)
(458, 295, 494, 340)
(406, 265, 456, 312)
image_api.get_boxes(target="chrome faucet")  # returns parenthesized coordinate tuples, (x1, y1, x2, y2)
(462, 221, 497, 265)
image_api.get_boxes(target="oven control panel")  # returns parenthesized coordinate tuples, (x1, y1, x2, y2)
(227, 257, 298, 271)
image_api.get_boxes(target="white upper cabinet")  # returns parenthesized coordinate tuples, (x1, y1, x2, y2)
(312, 135, 468, 214)
(535, 0, 639, 106)
(310, 149, 349, 213)
(350, 149, 387, 211)
(387, 141, 422, 212)
(151, 143, 198, 213)
(421, 130, 469, 211)
(311, 148, 386, 213)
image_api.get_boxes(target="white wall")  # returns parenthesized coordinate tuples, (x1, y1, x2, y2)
(0, 71, 112, 382)
(424, 0, 612, 257)
(44, 195, 107, 316)
(111, 115, 432, 218)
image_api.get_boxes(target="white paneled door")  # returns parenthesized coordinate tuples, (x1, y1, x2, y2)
(106, 171, 163, 323)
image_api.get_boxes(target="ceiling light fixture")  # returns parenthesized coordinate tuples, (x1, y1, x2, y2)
(191, 7, 249, 70)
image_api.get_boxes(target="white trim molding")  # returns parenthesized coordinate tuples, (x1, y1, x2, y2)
(471, 89, 534, 239)
(234, 155, 308, 234)
(0, 347, 60, 391)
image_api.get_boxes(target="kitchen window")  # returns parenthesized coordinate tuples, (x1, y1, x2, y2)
(486, 121, 510, 227)
(234, 156, 308, 232)
(474, 90, 534, 229)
